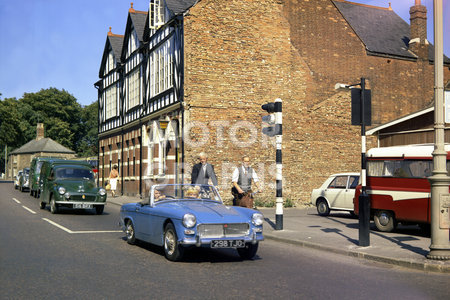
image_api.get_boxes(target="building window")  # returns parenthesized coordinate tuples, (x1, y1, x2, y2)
(108, 52, 114, 73)
(129, 30, 138, 54)
(150, 0, 165, 29)
(128, 69, 140, 109)
(150, 41, 173, 97)
(106, 85, 117, 119)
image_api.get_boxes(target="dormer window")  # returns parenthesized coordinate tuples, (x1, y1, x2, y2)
(129, 29, 138, 54)
(150, 0, 165, 29)
(107, 52, 114, 73)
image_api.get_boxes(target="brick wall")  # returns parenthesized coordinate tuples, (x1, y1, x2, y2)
(182, 0, 450, 205)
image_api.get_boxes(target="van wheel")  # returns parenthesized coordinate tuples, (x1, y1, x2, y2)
(374, 210, 396, 232)
(50, 197, 58, 214)
(316, 199, 330, 216)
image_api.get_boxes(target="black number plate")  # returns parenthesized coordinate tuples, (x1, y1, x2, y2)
(211, 240, 245, 248)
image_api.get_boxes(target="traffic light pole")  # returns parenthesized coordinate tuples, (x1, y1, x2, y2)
(358, 78, 370, 246)
(261, 98, 283, 230)
(274, 99, 283, 230)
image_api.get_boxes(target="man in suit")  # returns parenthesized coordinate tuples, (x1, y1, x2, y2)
(191, 152, 218, 187)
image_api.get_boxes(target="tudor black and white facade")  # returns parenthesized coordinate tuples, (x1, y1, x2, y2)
(96, 1, 195, 197)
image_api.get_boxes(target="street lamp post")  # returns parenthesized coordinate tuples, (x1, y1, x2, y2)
(335, 78, 371, 246)
(427, 0, 450, 260)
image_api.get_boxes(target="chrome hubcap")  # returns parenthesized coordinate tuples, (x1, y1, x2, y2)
(379, 212, 390, 226)
(318, 202, 326, 213)
(126, 225, 133, 240)
(165, 231, 175, 255)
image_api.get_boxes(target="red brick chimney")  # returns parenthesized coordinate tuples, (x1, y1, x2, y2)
(409, 0, 429, 59)
(36, 123, 45, 141)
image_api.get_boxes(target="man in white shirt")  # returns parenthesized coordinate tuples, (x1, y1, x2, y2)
(231, 155, 260, 206)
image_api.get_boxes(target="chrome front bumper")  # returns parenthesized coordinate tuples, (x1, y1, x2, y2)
(55, 201, 106, 206)
(180, 230, 264, 247)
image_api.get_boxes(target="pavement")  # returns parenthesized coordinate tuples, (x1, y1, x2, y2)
(107, 194, 450, 274)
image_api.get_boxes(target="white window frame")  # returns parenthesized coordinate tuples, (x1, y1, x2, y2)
(150, 0, 165, 29)
(128, 68, 140, 109)
(107, 52, 114, 73)
(105, 84, 117, 119)
(150, 41, 173, 98)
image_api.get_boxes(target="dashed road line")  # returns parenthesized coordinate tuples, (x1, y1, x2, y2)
(22, 206, 37, 214)
(13, 198, 21, 204)
(42, 218, 121, 234)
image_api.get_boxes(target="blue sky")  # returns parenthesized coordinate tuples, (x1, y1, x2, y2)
(0, 0, 448, 106)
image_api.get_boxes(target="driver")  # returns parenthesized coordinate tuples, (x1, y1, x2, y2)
(154, 189, 166, 201)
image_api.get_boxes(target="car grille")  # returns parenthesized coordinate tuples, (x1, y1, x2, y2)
(197, 223, 249, 238)
(70, 195, 97, 201)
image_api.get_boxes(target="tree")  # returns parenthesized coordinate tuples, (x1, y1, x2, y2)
(0, 88, 99, 160)
(77, 101, 98, 157)
(20, 88, 82, 151)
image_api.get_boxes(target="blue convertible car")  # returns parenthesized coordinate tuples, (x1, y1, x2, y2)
(119, 184, 264, 261)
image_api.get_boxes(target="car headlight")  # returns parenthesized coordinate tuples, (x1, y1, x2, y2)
(99, 188, 106, 196)
(58, 187, 66, 195)
(182, 213, 196, 228)
(252, 213, 264, 226)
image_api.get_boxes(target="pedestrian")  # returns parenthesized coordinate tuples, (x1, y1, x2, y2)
(191, 152, 218, 187)
(231, 155, 260, 207)
(109, 165, 119, 197)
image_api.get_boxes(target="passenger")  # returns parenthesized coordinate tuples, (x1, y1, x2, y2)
(185, 187, 200, 199)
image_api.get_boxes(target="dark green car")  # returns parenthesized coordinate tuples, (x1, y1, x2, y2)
(39, 160, 107, 214)
(29, 157, 63, 198)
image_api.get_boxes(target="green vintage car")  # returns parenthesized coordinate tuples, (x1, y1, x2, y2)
(38, 159, 107, 214)
(29, 157, 64, 198)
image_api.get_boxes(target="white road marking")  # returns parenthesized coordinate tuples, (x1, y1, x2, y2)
(42, 218, 73, 233)
(13, 198, 21, 204)
(22, 206, 36, 214)
(42, 218, 121, 234)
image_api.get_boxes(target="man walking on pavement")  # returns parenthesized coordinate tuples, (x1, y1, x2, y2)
(231, 155, 260, 207)
(191, 152, 219, 187)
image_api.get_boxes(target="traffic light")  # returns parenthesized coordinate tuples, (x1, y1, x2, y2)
(261, 99, 282, 136)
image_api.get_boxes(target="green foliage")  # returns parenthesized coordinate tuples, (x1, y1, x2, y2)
(254, 198, 275, 208)
(77, 101, 98, 157)
(0, 88, 98, 166)
(254, 197, 295, 208)
(284, 198, 294, 208)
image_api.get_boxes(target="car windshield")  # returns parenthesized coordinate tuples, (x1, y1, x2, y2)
(54, 167, 94, 180)
(151, 184, 222, 204)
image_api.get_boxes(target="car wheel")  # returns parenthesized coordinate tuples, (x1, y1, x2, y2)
(50, 197, 58, 214)
(39, 201, 46, 209)
(374, 210, 396, 232)
(164, 223, 184, 261)
(125, 220, 136, 245)
(316, 199, 330, 216)
(237, 243, 259, 260)
(95, 206, 104, 215)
